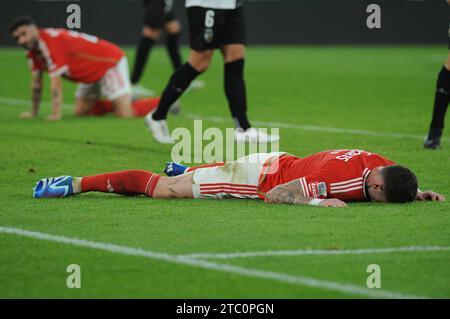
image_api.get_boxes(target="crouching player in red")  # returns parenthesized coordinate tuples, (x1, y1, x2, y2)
(32, 149, 445, 207)
(9, 16, 163, 120)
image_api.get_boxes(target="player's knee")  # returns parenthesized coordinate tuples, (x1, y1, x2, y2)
(142, 26, 160, 40)
(114, 107, 133, 118)
(224, 52, 245, 64)
(189, 55, 211, 73)
(195, 62, 210, 73)
(112, 95, 133, 118)
(222, 46, 245, 63)
(165, 20, 181, 34)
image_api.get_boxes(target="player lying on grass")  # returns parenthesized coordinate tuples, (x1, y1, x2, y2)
(32, 149, 445, 207)
(9, 16, 170, 120)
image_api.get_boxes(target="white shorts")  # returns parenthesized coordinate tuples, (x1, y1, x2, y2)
(75, 56, 132, 101)
(192, 152, 286, 199)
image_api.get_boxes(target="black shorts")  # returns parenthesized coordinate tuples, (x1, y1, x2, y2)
(187, 6, 246, 51)
(143, 0, 176, 29)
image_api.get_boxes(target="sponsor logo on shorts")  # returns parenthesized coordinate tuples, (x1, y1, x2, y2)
(204, 28, 214, 43)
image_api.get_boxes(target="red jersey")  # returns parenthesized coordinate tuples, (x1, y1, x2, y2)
(258, 150, 395, 202)
(26, 28, 124, 83)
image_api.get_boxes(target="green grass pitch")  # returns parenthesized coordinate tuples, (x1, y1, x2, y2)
(0, 46, 449, 298)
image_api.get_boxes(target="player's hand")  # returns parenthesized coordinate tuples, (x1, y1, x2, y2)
(319, 198, 348, 208)
(19, 111, 36, 119)
(416, 190, 445, 201)
(45, 114, 61, 121)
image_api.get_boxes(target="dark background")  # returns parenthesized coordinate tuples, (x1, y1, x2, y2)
(1, 0, 449, 46)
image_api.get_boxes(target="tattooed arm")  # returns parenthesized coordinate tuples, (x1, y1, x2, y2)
(46, 76, 63, 121)
(264, 179, 348, 208)
(20, 71, 43, 119)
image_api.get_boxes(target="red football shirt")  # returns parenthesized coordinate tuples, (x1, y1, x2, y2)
(258, 150, 395, 202)
(26, 28, 124, 83)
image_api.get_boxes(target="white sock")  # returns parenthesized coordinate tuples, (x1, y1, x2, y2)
(72, 177, 82, 194)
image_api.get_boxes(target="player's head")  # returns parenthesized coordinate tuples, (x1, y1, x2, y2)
(9, 16, 39, 50)
(366, 165, 418, 203)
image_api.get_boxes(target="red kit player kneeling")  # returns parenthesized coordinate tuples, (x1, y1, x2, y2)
(9, 16, 172, 120)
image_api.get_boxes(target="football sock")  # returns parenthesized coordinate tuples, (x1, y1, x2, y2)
(131, 36, 155, 84)
(186, 162, 225, 172)
(224, 59, 251, 131)
(88, 99, 160, 117)
(152, 63, 200, 120)
(132, 97, 160, 116)
(89, 100, 113, 116)
(72, 177, 82, 194)
(80, 170, 161, 197)
(166, 32, 182, 70)
(429, 66, 450, 132)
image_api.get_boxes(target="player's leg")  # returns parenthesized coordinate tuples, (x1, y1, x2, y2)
(425, 51, 450, 149)
(153, 172, 195, 198)
(164, 19, 182, 70)
(33, 170, 195, 199)
(164, 18, 204, 105)
(132, 26, 160, 82)
(220, 44, 250, 131)
(74, 83, 100, 116)
(87, 97, 160, 117)
(32, 153, 280, 200)
(131, 97, 160, 116)
(146, 6, 216, 144)
(80, 170, 194, 198)
(130, 0, 165, 96)
(219, 6, 278, 142)
(102, 57, 134, 118)
(111, 94, 134, 118)
(154, 48, 212, 118)
(74, 98, 97, 116)
(146, 49, 213, 143)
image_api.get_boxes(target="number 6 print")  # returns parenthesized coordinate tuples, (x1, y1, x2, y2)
(205, 10, 215, 28)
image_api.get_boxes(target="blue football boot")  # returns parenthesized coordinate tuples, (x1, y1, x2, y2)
(33, 176, 74, 198)
(163, 162, 189, 177)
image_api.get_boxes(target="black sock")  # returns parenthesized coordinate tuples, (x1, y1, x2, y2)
(131, 36, 155, 84)
(166, 33, 182, 70)
(152, 63, 200, 120)
(224, 59, 251, 130)
(429, 66, 450, 133)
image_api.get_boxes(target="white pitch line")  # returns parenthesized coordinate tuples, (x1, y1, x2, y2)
(0, 96, 439, 141)
(0, 225, 425, 299)
(186, 113, 434, 140)
(181, 246, 450, 260)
